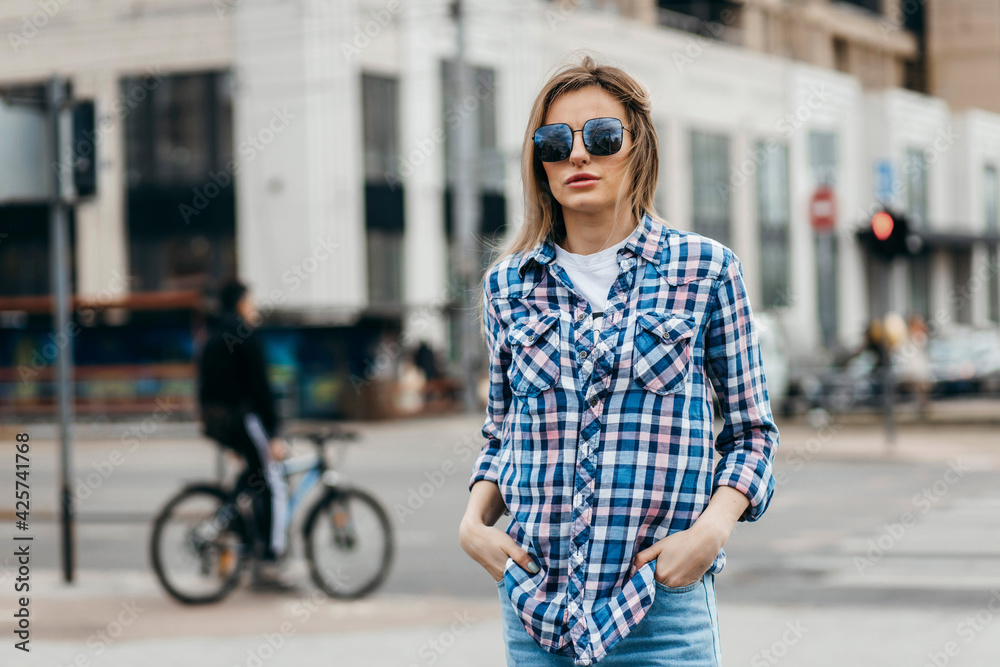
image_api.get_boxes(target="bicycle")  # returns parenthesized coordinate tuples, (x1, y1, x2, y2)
(149, 425, 394, 604)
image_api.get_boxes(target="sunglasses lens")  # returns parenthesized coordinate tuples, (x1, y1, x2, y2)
(583, 118, 623, 156)
(534, 124, 572, 162)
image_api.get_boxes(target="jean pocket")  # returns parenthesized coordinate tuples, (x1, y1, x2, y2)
(654, 576, 702, 594)
(507, 311, 561, 397)
(632, 312, 697, 395)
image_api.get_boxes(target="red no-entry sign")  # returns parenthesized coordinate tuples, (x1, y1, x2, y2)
(810, 186, 836, 232)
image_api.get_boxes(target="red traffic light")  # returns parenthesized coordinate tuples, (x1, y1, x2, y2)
(872, 211, 894, 241)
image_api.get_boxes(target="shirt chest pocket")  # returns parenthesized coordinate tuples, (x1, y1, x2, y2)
(631, 311, 698, 395)
(506, 311, 561, 398)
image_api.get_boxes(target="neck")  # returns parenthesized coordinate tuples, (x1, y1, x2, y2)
(558, 206, 636, 255)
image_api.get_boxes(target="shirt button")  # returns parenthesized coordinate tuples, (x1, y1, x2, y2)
(580, 350, 588, 360)
(589, 396, 598, 407)
(576, 311, 586, 322)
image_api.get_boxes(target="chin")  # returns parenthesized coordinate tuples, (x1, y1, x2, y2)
(556, 193, 612, 214)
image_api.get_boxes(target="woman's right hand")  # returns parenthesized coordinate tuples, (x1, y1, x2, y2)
(459, 481, 540, 582)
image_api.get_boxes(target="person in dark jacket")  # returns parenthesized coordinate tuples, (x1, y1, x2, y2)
(198, 279, 291, 590)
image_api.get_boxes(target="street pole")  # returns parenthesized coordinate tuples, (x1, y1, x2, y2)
(451, 0, 481, 415)
(48, 75, 76, 583)
(876, 257, 896, 452)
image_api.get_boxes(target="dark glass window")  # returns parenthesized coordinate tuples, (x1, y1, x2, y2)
(690, 130, 730, 247)
(123, 70, 235, 293)
(362, 73, 404, 306)
(757, 141, 790, 309)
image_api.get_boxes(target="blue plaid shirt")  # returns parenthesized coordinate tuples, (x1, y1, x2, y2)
(470, 212, 778, 665)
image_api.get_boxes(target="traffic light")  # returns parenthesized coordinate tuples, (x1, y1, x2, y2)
(857, 208, 918, 259)
(71, 101, 96, 198)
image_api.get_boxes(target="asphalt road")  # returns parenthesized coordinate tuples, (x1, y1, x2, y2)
(2, 413, 1000, 666)
(4, 414, 1000, 604)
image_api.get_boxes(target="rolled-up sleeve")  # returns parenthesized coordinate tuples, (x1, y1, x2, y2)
(704, 251, 778, 521)
(469, 276, 513, 490)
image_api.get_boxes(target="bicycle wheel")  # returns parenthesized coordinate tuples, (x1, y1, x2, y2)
(150, 484, 250, 604)
(303, 487, 394, 599)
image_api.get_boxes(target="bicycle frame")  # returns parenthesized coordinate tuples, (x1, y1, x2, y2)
(204, 439, 352, 557)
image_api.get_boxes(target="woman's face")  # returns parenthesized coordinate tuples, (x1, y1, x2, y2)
(540, 86, 633, 219)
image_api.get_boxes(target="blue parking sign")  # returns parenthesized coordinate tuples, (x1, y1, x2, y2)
(875, 159, 893, 203)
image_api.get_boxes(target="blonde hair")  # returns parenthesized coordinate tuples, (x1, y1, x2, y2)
(477, 52, 664, 340)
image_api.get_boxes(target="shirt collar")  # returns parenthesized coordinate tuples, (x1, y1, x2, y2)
(517, 211, 664, 279)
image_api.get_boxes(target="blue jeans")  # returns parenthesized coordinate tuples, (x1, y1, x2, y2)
(498, 574, 721, 666)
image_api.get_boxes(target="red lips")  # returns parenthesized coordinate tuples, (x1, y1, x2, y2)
(565, 172, 599, 185)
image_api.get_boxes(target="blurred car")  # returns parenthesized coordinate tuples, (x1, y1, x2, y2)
(928, 329, 1000, 395)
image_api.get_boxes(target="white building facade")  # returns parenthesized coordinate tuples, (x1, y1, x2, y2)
(3, 0, 999, 374)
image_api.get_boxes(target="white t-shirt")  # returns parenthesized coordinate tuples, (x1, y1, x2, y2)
(554, 234, 630, 343)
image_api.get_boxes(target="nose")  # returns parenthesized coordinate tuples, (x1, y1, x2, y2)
(568, 129, 590, 166)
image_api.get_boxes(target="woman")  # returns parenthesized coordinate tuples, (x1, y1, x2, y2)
(458, 55, 779, 666)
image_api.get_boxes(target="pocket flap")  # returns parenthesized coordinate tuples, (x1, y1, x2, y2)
(508, 311, 560, 347)
(636, 312, 697, 343)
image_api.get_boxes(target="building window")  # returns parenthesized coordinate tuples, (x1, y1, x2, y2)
(985, 164, 999, 323)
(905, 147, 928, 230)
(836, 0, 882, 15)
(905, 147, 930, 320)
(362, 74, 400, 183)
(362, 73, 404, 307)
(440, 60, 505, 221)
(833, 37, 849, 74)
(909, 255, 931, 320)
(952, 248, 973, 325)
(809, 130, 838, 347)
(656, 1, 742, 43)
(809, 131, 837, 187)
(757, 141, 790, 309)
(690, 130, 730, 247)
(123, 70, 235, 292)
(0, 205, 65, 296)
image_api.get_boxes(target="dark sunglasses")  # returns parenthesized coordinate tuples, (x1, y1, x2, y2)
(533, 117, 634, 162)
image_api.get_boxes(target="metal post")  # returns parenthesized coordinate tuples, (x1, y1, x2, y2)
(877, 257, 895, 451)
(48, 76, 76, 583)
(451, 0, 481, 415)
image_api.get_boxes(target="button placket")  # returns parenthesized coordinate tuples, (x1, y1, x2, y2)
(564, 253, 644, 662)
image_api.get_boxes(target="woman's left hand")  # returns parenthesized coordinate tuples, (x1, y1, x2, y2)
(630, 519, 725, 588)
